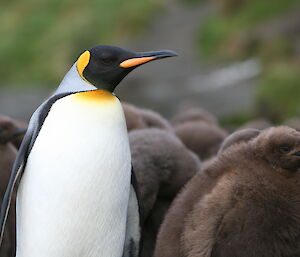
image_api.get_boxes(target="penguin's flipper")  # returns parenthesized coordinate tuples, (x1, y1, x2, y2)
(0, 93, 70, 246)
(123, 168, 144, 257)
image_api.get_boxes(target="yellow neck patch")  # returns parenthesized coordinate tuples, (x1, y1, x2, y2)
(73, 89, 117, 104)
(76, 51, 91, 81)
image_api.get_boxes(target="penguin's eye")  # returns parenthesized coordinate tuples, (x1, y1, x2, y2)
(99, 55, 115, 66)
(280, 146, 291, 153)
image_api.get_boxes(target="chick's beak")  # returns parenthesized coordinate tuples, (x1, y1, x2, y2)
(119, 50, 178, 68)
(292, 151, 300, 156)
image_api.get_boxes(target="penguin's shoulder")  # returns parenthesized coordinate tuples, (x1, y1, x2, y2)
(9, 91, 72, 177)
(0, 91, 71, 244)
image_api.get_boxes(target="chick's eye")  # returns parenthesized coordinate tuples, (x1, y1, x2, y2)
(280, 146, 291, 153)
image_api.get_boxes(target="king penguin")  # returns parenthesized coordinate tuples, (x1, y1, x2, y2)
(0, 45, 177, 257)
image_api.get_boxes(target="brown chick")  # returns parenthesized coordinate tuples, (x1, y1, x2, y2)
(129, 128, 201, 257)
(0, 115, 27, 149)
(218, 128, 260, 154)
(122, 103, 172, 132)
(200, 128, 260, 173)
(171, 108, 218, 126)
(174, 121, 228, 160)
(0, 142, 17, 257)
(154, 126, 300, 257)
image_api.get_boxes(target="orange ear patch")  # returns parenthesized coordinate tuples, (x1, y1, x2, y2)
(120, 57, 155, 68)
(76, 51, 91, 80)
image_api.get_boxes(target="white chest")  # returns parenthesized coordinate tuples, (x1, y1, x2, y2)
(16, 91, 132, 257)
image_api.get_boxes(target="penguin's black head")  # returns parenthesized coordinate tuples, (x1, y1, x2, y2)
(76, 45, 178, 92)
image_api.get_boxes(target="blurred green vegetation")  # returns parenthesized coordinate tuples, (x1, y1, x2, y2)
(179, 0, 207, 5)
(0, 0, 160, 86)
(200, 0, 299, 59)
(256, 62, 300, 122)
(199, 0, 300, 124)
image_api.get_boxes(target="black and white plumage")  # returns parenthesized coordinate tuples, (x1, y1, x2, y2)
(0, 45, 177, 257)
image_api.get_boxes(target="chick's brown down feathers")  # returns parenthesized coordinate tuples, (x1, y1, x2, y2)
(0, 142, 17, 257)
(174, 121, 228, 160)
(154, 126, 300, 257)
(129, 128, 201, 257)
(122, 103, 172, 132)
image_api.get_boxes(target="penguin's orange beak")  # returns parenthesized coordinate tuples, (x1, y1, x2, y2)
(119, 50, 178, 68)
(120, 57, 155, 68)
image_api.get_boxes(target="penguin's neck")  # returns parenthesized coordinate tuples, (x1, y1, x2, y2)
(55, 64, 96, 95)
(72, 89, 116, 104)
(55, 64, 119, 98)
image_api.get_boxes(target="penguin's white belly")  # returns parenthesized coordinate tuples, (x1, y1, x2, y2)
(16, 91, 131, 257)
